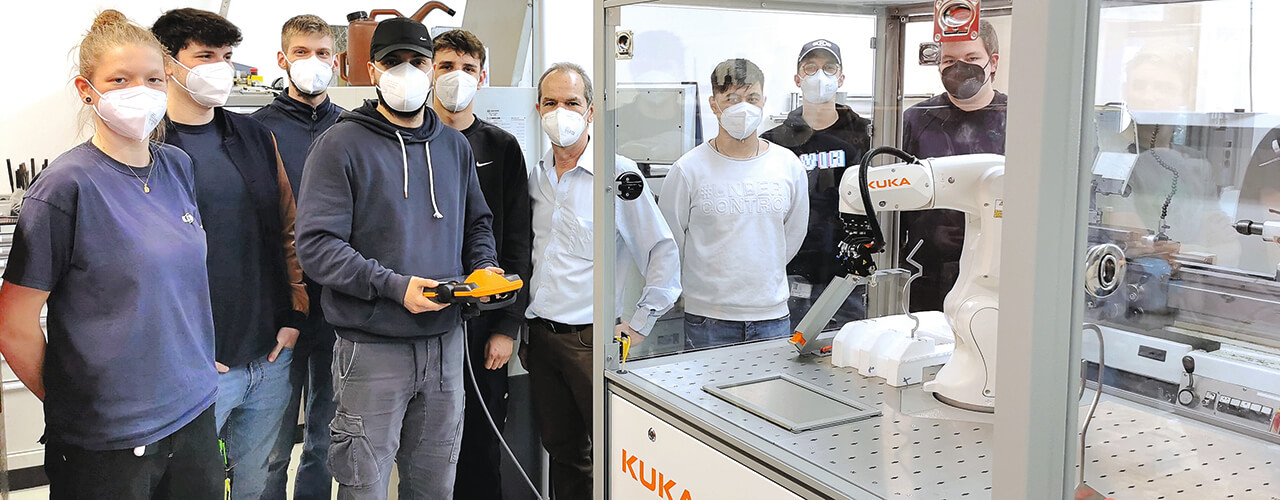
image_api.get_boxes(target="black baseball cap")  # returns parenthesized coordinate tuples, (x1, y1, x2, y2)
(370, 17, 433, 60)
(798, 39, 842, 66)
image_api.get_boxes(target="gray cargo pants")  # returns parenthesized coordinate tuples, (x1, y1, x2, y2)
(328, 327, 465, 500)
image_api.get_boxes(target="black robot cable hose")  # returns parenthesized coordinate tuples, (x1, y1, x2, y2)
(857, 146, 920, 249)
(460, 322, 549, 500)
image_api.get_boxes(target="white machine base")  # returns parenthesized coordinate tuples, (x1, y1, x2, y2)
(831, 311, 955, 387)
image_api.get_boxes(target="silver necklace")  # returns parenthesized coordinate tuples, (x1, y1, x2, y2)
(712, 137, 761, 159)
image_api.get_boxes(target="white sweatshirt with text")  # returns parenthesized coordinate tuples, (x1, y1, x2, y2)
(659, 141, 810, 321)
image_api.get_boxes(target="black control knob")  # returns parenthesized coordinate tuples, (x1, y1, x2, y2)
(1178, 355, 1197, 407)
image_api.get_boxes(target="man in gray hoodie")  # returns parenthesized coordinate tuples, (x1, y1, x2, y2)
(295, 17, 499, 499)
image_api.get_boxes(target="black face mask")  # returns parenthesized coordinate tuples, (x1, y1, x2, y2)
(941, 60, 990, 101)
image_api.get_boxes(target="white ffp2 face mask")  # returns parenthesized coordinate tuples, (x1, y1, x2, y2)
(87, 82, 168, 142)
(434, 70, 479, 113)
(171, 58, 234, 107)
(800, 71, 840, 104)
(287, 55, 334, 95)
(541, 107, 588, 147)
(717, 102, 763, 141)
(375, 63, 432, 113)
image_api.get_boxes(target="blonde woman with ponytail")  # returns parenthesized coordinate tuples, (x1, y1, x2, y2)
(0, 10, 223, 499)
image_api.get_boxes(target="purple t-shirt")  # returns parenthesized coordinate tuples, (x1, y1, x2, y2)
(901, 92, 1007, 159)
(899, 92, 1007, 312)
(3, 141, 216, 450)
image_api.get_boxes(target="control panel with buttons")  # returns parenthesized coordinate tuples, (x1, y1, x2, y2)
(1178, 378, 1280, 443)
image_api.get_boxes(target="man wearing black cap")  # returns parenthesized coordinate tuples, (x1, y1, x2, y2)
(296, 17, 500, 499)
(762, 39, 872, 329)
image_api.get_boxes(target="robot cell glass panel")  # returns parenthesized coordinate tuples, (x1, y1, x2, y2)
(1075, 1, 1280, 498)
(608, 4, 879, 361)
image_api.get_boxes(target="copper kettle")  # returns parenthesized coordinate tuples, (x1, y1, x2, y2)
(338, 2, 456, 86)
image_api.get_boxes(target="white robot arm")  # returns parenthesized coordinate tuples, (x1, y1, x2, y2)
(838, 153, 1006, 412)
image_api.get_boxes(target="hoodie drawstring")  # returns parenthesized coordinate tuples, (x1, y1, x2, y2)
(394, 131, 444, 219)
(395, 131, 409, 199)
(425, 140, 443, 219)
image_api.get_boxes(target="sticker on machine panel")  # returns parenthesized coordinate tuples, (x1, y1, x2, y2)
(993, 199, 1004, 218)
(789, 277, 813, 298)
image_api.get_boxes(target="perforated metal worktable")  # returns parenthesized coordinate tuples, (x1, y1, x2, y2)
(605, 339, 1280, 499)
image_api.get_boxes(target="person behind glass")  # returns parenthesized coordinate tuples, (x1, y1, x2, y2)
(252, 14, 343, 500)
(899, 19, 1006, 313)
(296, 17, 500, 499)
(525, 62, 681, 500)
(659, 58, 809, 350)
(761, 39, 871, 330)
(429, 29, 533, 500)
(152, 8, 309, 500)
(0, 10, 223, 499)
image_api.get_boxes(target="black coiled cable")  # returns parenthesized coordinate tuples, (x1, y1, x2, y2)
(857, 146, 920, 251)
(838, 146, 920, 276)
(1146, 126, 1179, 222)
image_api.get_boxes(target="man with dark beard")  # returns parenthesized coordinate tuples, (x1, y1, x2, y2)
(295, 17, 500, 499)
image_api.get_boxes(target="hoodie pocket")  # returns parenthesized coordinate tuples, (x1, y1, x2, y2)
(324, 293, 382, 332)
(328, 410, 380, 487)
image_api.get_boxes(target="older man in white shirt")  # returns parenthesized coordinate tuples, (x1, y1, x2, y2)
(524, 62, 681, 500)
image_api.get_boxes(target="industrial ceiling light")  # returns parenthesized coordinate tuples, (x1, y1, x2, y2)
(934, 0, 981, 43)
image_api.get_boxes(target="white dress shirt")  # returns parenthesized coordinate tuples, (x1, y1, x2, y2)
(525, 139, 682, 335)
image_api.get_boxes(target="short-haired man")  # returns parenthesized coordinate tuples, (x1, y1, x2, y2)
(900, 19, 1006, 312)
(430, 29, 532, 500)
(761, 39, 871, 329)
(251, 14, 343, 500)
(660, 58, 809, 349)
(296, 17, 500, 499)
(152, 8, 308, 500)
(526, 62, 681, 500)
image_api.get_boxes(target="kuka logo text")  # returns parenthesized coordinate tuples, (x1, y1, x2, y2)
(622, 449, 692, 500)
(869, 178, 912, 189)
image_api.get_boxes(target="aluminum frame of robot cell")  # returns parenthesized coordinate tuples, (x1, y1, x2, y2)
(589, 0, 1102, 499)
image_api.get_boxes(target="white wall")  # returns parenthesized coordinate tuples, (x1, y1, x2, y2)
(540, 0, 593, 75)
(0, 0, 471, 195)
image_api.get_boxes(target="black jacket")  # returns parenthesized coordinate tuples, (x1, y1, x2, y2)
(163, 109, 308, 365)
(762, 104, 872, 285)
(251, 92, 342, 197)
(461, 117, 531, 340)
(252, 92, 343, 347)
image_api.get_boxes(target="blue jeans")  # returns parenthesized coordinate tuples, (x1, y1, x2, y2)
(788, 280, 868, 331)
(683, 313, 791, 350)
(216, 347, 294, 500)
(262, 332, 336, 500)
